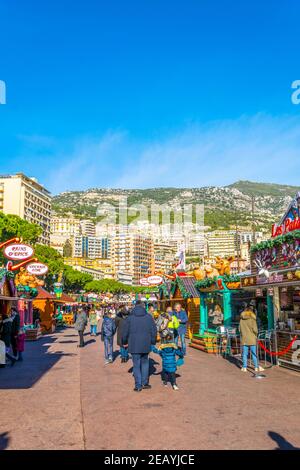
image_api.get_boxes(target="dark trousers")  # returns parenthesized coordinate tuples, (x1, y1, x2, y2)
(131, 353, 149, 388)
(11, 336, 18, 357)
(78, 330, 84, 347)
(162, 370, 176, 385)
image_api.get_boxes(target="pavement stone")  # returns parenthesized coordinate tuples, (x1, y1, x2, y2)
(1, 327, 300, 450)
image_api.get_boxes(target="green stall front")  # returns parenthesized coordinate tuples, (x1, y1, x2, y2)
(190, 276, 275, 354)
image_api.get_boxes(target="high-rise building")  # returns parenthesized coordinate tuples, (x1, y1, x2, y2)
(153, 242, 177, 273)
(0, 173, 51, 245)
(72, 236, 111, 259)
(80, 219, 96, 237)
(206, 231, 237, 258)
(51, 216, 81, 238)
(112, 232, 154, 285)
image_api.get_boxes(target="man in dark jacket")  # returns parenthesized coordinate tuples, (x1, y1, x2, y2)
(115, 307, 129, 363)
(122, 301, 157, 392)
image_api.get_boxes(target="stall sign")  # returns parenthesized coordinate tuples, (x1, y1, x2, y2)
(257, 273, 284, 285)
(272, 191, 300, 237)
(146, 275, 163, 286)
(140, 277, 150, 286)
(26, 262, 48, 276)
(4, 243, 34, 261)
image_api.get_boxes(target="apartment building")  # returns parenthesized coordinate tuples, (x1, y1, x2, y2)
(153, 242, 177, 273)
(51, 216, 81, 238)
(205, 231, 237, 258)
(64, 257, 115, 279)
(80, 219, 96, 237)
(113, 232, 154, 285)
(72, 236, 111, 259)
(0, 173, 51, 245)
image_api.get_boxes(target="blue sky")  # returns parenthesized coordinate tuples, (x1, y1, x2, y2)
(0, 0, 300, 194)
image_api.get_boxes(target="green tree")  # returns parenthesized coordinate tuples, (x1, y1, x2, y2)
(0, 213, 42, 265)
(0, 213, 42, 244)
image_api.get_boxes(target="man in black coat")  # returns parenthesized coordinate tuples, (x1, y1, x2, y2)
(122, 301, 157, 392)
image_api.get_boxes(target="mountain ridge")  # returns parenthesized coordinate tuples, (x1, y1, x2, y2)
(52, 181, 300, 231)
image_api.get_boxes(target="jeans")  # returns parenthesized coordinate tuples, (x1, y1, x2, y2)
(120, 346, 129, 360)
(242, 345, 258, 369)
(175, 332, 186, 355)
(162, 370, 176, 385)
(104, 336, 114, 360)
(131, 353, 149, 388)
(90, 325, 97, 335)
(78, 330, 84, 347)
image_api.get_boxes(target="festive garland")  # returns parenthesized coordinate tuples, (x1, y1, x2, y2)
(16, 284, 38, 299)
(251, 230, 300, 253)
(195, 277, 218, 290)
(170, 277, 193, 299)
(159, 283, 169, 298)
(222, 274, 241, 283)
(0, 268, 15, 283)
(195, 274, 241, 291)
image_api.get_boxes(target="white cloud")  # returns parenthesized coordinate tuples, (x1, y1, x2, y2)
(20, 113, 300, 193)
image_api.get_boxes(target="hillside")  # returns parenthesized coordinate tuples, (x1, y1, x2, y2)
(52, 181, 300, 231)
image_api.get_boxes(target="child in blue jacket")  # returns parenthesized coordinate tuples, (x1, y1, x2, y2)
(152, 333, 183, 390)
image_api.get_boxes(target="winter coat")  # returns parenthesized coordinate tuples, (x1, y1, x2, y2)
(17, 333, 25, 352)
(11, 312, 21, 337)
(239, 310, 258, 346)
(101, 316, 116, 339)
(115, 312, 129, 347)
(173, 310, 188, 335)
(74, 312, 87, 332)
(122, 305, 157, 354)
(0, 317, 13, 347)
(152, 343, 183, 373)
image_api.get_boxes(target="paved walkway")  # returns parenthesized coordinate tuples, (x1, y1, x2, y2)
(1, 327, 300, 450)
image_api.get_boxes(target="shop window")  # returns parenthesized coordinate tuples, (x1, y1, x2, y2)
(231, 291, 268, 329)
(206, 293, 224, 329)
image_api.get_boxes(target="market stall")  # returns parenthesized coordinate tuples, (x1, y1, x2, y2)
(241, 191, 300, 371)
(53, 293, 77, 326)
(0, 268, 19, 318)
(32, 287, 56, 333)
(191, 275, 242, 353)
(158, 276, 200, 340)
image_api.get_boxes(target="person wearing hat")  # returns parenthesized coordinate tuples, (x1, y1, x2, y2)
(151, 332, 184, 390)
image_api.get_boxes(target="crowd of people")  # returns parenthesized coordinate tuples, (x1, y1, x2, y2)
(74, 300, 265, 390)
(74, 301, 188, 391)
(1, 299, 265, 384)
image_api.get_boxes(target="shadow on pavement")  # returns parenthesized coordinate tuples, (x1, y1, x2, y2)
(0, 332, 76, 390)
(0, 432, 10, 450)
(83, 339, 96, 346)
(57, 340, 77, 344)
(269, 431, 300, 450)
(127, 358, 160, 376)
